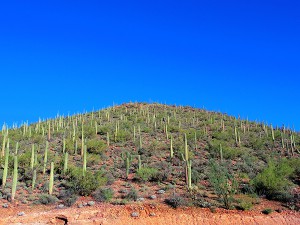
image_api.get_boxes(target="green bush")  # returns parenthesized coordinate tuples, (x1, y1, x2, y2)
(92, 188, 114, 202)
(251, 159, 294, 201)
(135, 167, 158, 182)
(67, 168, 107, 196)
(38, 194, 58, 205)
(124, 188, 138, 201)
(86, 139, 106, 154)
(208, 160, 238, 209)
(262, 208, 273, 215)
(165, 195, 185, 208)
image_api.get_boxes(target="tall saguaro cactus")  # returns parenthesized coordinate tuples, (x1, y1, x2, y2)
(49, 162, 54, 195)
(83, 145, 87, 176)
(11, 155, 18, 201)
(43, 141, 49, 174)
(2, 140, 9, 188)
(182, 133, 192, 189)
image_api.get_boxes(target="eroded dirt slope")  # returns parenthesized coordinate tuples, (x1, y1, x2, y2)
(1, 203, 300, 225)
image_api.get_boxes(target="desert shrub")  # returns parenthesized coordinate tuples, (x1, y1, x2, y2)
(165, 195, 185, 208)
(67, 168, 107, 196)
(124, 188, 138, 201)
(115, 130, 131, 142)
(92, 188, 114, 202)
(79, 125, 97, 139)
(209, 160, 238, 209)
(207, 139, 243, 160)
(64, 195, 78, 207)
(86, 139, 106, 154)
(97, 126, 110, 135)
(236, 195, 255, 211)
(38, 194, 58, 205)
(262, 208, 273, 214)
(136, 167, 158, 182)
(211, 131, 234, 142)
(251, 159, 294, 201)
(65, 138, 75, 153)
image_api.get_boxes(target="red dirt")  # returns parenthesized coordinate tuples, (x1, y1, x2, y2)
(1, 202, 300, 225)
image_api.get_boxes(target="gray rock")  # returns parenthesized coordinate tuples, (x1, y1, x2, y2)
(149, 212, 156, 217)
(56, 204, 64, 209)
(131, 212, 139, 217)
(82, 202, 88, 206)
(157, 190, 165, 194)
(87, 201, 95, 206)
(149, 195, 157, 199)
(17, 212, 25, 216)
(78, 203, 83, 208)
(2, 203, 8, 208)
(137, 197, 145, 202)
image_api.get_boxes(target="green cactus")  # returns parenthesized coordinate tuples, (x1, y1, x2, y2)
(1, 133, 6, 157)
(182, 133, 192, 189)
(83, 145, 87, 176)
(75, 139, 78, 155)
(81, 125, 84, 156)
(139, 135, 142, 149)
(220, 143, 223, 162)
(31, 144, 35, 170)
(2, 139, 9, 188)
(121, 152, 132, 179)
(43, 141, 48, 174)
(49, 162, 54, 195)
(11, 155, 18, 201)
(64, 152, 68, 174)
(138, 155, 142, 170)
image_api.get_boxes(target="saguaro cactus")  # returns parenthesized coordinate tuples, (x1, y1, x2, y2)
(64, 152, 68, 174)
(2, 140, 9, 188)
(170, 135, 174, 158)
(182, 133, 192, 189)
(83, 145, 87, 176)
(121, 152, 132, 179)
(11, 155, 18, 201)
(43, 141, 48, 174)
(1, 134, 6, 157)
(49, 162, 54, 195)
(31, 144, 35, 170)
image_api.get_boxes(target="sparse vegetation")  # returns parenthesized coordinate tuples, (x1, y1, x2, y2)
(0, 102, 299, 212)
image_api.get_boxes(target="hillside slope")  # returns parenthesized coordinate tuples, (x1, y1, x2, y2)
(0, 103, 300, 216)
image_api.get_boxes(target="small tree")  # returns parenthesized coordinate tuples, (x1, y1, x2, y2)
(209, 160, 238, 209)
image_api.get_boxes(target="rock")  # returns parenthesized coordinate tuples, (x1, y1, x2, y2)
(157, 190, 165, 194)
(137, 197, 145, 202)
(56, 204, 64, 209)
(82, 202, 88, 206)
(2, 203, 8, 208)
(131, 212, 139, 217)
(149, 195, 157, 199)
(149, 212, 156, 217)
(87, 201, 95, 206)
(78, 204, 83, 208)
(17, 212, 25, 216)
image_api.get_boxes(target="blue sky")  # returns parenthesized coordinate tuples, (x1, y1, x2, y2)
(0, 0, 299, 130)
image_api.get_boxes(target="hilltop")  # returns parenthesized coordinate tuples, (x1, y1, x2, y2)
(0, 102, 300, 224)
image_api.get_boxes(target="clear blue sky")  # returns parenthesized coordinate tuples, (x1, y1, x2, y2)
(0, 0, 299, 130)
